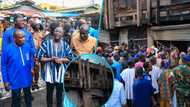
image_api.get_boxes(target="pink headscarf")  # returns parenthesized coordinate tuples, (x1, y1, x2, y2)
(135, 61, 144, 69)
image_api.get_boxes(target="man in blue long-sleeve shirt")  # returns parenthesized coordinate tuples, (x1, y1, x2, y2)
(1, 21, 34, 107)
(2, 14, 35, 57)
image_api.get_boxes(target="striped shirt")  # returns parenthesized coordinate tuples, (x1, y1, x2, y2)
(37, 39, 74, 83)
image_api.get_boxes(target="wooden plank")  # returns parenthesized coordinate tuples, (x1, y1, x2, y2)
(104, 0, 109, 29)
(87, 61, 91, 89)
(78, 61, 83, 88)
(147, 0, 151, 24)
(108, 0, 115, 29)
(151, 24, 190, 30)
(137, 0, 142, 26)
(99, 64, 104, 88)
(82, 91, 92, 107)
(156, 0, 160, 24)
(82, 61, 87, 89)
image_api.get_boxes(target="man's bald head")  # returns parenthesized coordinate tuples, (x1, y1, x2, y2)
(79, 18, 87, 25)
(79, 24, 89, 41)
(79, 24, 89, 31)
(14, 30, 25, 46)
(14, 30, 24, 38)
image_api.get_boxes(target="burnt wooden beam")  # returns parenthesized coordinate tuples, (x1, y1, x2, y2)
(104, 0, 109, 29)
(137, 0, 142, 26)
(82, 62, 87, 89)
(99, 65, 105, 88)
(151, 23, 190, 31)
(87, 62, 91, 89)
(147, 0, 151, 24)
(108, 0, 115, 29)
(78, 61, 83, 88)
(156, 0, 160, 24)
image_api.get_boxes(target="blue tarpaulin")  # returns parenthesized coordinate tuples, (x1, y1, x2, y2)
(61, 12, 80, 17)
(43, 12, 80, 17)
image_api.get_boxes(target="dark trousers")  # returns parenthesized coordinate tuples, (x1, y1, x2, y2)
(153, 93, 160, 107)
(46, 82, 63, 107)
(127, 99, 133, 107)
(11, 87, 32, 107)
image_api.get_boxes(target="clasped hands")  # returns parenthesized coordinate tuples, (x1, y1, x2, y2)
(50, 57, 70, 64)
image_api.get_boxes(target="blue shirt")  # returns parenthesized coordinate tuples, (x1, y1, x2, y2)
(89, 27, 98, 41)
(111, 61, 122, 81)
(2, 27, 35, 54)
(133, 78, 154, 107)
(143, 73, 152, 83)
(1, 43, 34, 89)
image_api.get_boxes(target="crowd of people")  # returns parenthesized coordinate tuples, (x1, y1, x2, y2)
(0, 13, 98, 107)
(0, 13, 190, 107)
(98, 42, 190, 107)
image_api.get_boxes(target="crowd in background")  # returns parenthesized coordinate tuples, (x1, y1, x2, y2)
(97, 42, 190, 107)
(0, 13, 98, 107)
(0, 13, 190, 107)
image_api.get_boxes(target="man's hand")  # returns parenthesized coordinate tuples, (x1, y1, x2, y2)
(62, 58, 70, 63)
(55, 58, 70, 64)
(51, 56, 58, 61)
(55, 58, 62, 64)
(4, 82, 10, 91)
(34, 57, 40, 66)
(41, 57, 55, 62)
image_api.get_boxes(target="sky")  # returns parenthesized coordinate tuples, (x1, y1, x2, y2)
(3, 0, 102, 7)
